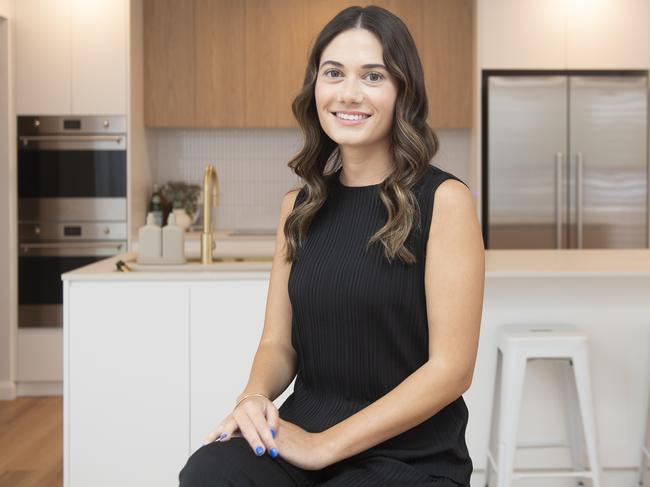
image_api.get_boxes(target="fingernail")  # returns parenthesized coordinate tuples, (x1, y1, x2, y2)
(218, 433, 227, 441)
(255, 446, 264, 456)
(270, 429, 276, 439)
(269, 447, 278, 458)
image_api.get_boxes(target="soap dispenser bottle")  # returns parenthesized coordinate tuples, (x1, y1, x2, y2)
(162, 212, 186, 264)
(137, 212, 162, 263)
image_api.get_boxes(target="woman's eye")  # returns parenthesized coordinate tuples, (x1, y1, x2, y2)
(323, 70, 383, 82)
(324, 69, 341, 78)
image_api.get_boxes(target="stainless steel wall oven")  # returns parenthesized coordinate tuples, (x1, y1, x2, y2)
(18, 115, 127, 328)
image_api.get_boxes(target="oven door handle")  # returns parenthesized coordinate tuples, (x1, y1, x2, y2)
(19, 135, 124, 145)
(19, 242, 126, 255)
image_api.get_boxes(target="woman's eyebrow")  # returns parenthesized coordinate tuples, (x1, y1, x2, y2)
(320, 60, 387, 70)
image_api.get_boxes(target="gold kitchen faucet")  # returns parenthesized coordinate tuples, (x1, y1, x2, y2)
(201, 165, 219, 264)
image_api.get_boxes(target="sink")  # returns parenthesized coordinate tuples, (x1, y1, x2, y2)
(228, 228, 276, 237)
(119, 257, 272, 273)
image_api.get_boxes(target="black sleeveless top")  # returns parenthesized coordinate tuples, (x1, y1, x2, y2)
(278, 164, 473, 486)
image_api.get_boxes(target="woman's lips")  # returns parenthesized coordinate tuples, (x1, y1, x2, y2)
(330, 112, 371, 126)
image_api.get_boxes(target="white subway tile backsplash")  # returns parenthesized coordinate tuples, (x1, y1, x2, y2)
(149, 128, 470, 231)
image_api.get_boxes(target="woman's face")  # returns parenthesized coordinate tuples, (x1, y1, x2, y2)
(314, 28, 398, 150)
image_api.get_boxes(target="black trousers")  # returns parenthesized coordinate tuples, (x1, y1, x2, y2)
(178, 437, 463, 487)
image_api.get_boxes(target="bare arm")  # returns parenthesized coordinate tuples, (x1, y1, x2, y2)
(236, 188, 301, 403)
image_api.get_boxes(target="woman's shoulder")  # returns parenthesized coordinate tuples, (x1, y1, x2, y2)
(414, 164, 469, 198)
(291, 184, 308, 203)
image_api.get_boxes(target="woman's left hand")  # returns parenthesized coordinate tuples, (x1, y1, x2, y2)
(272, 418, 333, 470)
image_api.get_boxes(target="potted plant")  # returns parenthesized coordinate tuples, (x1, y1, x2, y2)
(160, 181, 201, 231)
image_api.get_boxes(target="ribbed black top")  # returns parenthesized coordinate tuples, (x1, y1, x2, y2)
(278, 164, 473, 486)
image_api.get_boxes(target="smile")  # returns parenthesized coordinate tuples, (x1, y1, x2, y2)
(331, 112, 371, 125)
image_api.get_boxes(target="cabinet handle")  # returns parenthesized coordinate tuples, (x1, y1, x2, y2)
(576, 153, 584, 249)
(555, 152, 564, 249)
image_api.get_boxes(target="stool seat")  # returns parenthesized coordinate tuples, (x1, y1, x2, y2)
(498, 323, 584, 342)
(485, 324, 603, 487)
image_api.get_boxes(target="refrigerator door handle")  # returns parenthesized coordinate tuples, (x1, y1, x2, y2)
(576, 152, 584, 248)
(555, 152, 564, 248)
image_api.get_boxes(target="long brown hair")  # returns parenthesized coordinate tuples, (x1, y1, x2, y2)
(284, 5, 439, 265)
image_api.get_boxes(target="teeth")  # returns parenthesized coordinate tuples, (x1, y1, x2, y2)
(336, 112, 369, 121)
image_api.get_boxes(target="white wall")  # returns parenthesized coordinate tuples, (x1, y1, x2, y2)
(0, 1, 16, 400)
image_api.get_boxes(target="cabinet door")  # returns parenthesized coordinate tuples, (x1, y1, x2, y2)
(144, 0, 194, 126)
(307, 0, 360, 47)
(245, 0, 309, 127)
(307, 0, 472, 129)
(71, 0, 127, 115)
(195, 0, 246, 127)
(66, 282, 190, 487)
(15, 0, 72, 114)
(478, 0, 565, 69)
(307, 1, 422, 56)
(190, 280, 288, 451)
(420, 0, 473, 128)
(567, 0, 650, 69)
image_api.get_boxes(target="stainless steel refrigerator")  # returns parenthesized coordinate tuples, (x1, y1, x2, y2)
(484, 72, 649, 249)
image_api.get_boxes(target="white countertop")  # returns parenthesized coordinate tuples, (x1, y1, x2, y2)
(61, 247, 650, 281)
(486, 248, 650, 277)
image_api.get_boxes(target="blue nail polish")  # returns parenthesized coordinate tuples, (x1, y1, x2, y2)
(255, 446, 264, 456)
(270, 429, 276, 439)
(269, 448, 278, 458)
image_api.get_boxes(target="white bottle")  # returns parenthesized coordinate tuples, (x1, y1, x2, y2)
(162, 212, 186, 264)
(137, 212, 162, 263)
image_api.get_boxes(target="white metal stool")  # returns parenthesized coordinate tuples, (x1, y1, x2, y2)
(485, 324, 603, 487)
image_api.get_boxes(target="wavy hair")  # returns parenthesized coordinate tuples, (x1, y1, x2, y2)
(284, 5, 439, 265)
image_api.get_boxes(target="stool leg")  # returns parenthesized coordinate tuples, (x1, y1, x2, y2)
(496, 350, 527, 487)
(640, 392, 650, 486)
(572, 346, 602, 487)
(561, 358, 586, 486)
(486, 349, 504, 487)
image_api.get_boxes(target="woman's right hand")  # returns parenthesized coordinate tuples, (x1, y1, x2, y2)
(202, 395, 281, 458)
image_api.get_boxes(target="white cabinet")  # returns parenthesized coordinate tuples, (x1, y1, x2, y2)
(65, 282, 189, 487)
(567, 0, 650, 69)
(15, 0, 71, 114)
(479, 0, 650, 69)
(64, 277, 282, 487)
(189, 280, 296, 451)
(15, 0, 127, 115)
(478, 0, 566, 69)
(70, 0, 128, 114)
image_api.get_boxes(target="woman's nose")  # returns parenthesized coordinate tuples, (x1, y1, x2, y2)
(337, 78, 363, 104)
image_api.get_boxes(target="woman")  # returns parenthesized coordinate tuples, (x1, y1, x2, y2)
(179, 5, 484, 486)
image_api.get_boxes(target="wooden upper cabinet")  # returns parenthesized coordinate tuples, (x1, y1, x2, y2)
(306, 0, 472, 129)
(143, 0, 473, 128)
(195, 0, 246, 127)
(245, 0, 310, 127)
(307, 0, 359, 49)
(144, 0, 194, 127)
(420, 0, 473, 128)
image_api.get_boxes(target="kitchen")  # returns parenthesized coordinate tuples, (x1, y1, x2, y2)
(1, 1, 650, 487)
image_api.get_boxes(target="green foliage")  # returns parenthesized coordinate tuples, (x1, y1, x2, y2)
(160, 181, 201, 216)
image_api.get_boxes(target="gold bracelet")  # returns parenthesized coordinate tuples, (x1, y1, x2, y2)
(234, 393, 269, 410)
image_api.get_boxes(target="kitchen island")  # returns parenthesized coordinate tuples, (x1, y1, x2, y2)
(62, 249, 650, 487)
